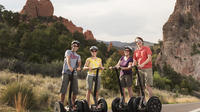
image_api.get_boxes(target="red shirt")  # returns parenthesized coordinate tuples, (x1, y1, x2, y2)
(133, 46, 152, 69)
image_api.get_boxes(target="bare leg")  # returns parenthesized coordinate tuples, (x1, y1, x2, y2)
(72, 93, 77, 106)
(61, 93, 65, 104)
(127, 87, 133, 98)
(86, 90, 91, 105)
(96, 91, 99, 102)
(146, 85, 153, 98)
(122, 88, 126, 103)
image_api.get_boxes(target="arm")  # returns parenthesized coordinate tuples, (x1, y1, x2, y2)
(66, 55, 73, 72)
(77, 59, 81, 71)
(83, 58, 91, 71)
(121, 62, 133, 70)
(115, 60, 121, 68)
(139, 54, 152, 68)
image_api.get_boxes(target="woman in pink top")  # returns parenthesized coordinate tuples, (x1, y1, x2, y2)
(133, 37, 153, 104)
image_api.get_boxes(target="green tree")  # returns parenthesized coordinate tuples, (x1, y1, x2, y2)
(101, 52, 121, 92)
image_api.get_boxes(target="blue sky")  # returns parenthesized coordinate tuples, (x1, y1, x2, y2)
(0, 0, 176, 43)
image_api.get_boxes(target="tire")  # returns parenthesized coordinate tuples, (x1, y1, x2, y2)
(98, 98, 108, 112)
(54, 101, 66, 112)
(82, 99, 90, 112)
(146, 96, 162, 112)
(133, 97, 141, 111)
(128, 97, 136, 112)
(74, 100, 83, 112)
(111, 97, 120, 112)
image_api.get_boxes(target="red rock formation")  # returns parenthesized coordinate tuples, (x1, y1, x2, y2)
(156, 0, 200, 80)
(57, 16, 83, 33)
(84, 30, 95, 40)
(107, 42, 113, 52)
(20, 0, 54, 18)
(20, 0, 95, 40)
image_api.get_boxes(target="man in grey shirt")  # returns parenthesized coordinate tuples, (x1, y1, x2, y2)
(60, 40, 81, 106)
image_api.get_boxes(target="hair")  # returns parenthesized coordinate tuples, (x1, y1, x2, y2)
(135, 37, 144, 42)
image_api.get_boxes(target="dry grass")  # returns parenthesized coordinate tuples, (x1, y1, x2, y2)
(0, 70, 200, 111)
(15, 92, 27, 112)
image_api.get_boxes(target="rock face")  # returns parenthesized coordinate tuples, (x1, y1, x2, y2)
(20, 0, 54, 18)
(58, 16, 83, 33)
(20, 0, 95, 40)
(156, 0, 200, 80)
(84, 30, 95, 40)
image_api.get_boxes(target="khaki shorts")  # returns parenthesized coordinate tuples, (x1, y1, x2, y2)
(120, 74, 133, 88)
(86, 75, 101, 91)
(60, 73, 78, 95)
(136, 68, 153, 87)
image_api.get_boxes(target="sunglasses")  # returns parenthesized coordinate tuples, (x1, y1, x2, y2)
(73, 44, 79, 47)
(135, 39, 142, 43)
(124, 49, 130, 52)
(91, 50, 97, 52)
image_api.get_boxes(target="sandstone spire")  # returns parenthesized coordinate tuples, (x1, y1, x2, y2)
(20, 0, 54, 18)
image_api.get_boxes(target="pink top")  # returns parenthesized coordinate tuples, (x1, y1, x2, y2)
(133, 46, 152, 69)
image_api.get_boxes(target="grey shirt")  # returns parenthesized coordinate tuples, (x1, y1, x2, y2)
(62, 50, 81, 74)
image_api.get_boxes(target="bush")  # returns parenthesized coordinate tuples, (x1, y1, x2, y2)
(153, 72, 172, 91)
(101, 52, 121, 92)
(1, 82, 37, 109)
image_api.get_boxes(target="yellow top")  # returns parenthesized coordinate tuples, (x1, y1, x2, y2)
(86, 57, 102, 75)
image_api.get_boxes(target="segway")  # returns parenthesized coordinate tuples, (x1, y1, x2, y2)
(85, 67, 108, 112)
(111, 67, 136, 112)
(54, 70, 84, 112)
(132, 66, 162, 112)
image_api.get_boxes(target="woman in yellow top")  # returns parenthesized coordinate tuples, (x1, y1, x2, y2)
(83, 46, 104, 105)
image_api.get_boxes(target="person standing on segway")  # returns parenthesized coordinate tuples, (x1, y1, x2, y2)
(59, 40, 81, 107)
(133, 36, 153, 105)
(114, 46, 134, 103)
(83, 46, 104, 106)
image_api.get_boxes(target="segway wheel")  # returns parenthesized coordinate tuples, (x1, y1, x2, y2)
(133, 97, 141, 111)
(98, 98, 108, 112)
(111, 97, 120, 112)
(82, 99, 90, 112)
(146, 96, 162, 112)
(54, 101, 66, 112)
(74, 100, 84, 112)
(128, 97, 136, 112)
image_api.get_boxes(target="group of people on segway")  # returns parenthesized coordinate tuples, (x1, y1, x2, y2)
(55, 37, 162, 112)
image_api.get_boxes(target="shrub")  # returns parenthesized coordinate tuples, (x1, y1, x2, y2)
(153, 71, 172, 91)
(101, 52, 121, 92)
(1, 82, 37, 109)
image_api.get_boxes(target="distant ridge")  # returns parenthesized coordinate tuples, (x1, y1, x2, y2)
(98, 40, 154, 49)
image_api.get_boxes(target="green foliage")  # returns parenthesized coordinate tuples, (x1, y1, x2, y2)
(0, 5, 117, 76)
(153, 72, 172, 91)
(0, 82, 37, 109)
(161, 63, 200, 94)
(0, 58, 63, 77)
(101, 52, 121, 92)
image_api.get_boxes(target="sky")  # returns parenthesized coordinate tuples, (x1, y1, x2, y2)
(0, 0, 176, 43)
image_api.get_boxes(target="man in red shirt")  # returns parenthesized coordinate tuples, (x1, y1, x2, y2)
(133, 37, 153, 103)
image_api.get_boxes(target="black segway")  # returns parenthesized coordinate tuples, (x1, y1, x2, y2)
(85, 67, 108, 112)
(54, 70, 84, 112)
(132, 66, 162, 112)
(111, 67, 136, 112)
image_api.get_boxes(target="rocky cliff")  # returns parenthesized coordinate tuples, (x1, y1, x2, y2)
(20, 0, 54, 18)
(156, 0, 200, 80)
(20, 0, 95, 40)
